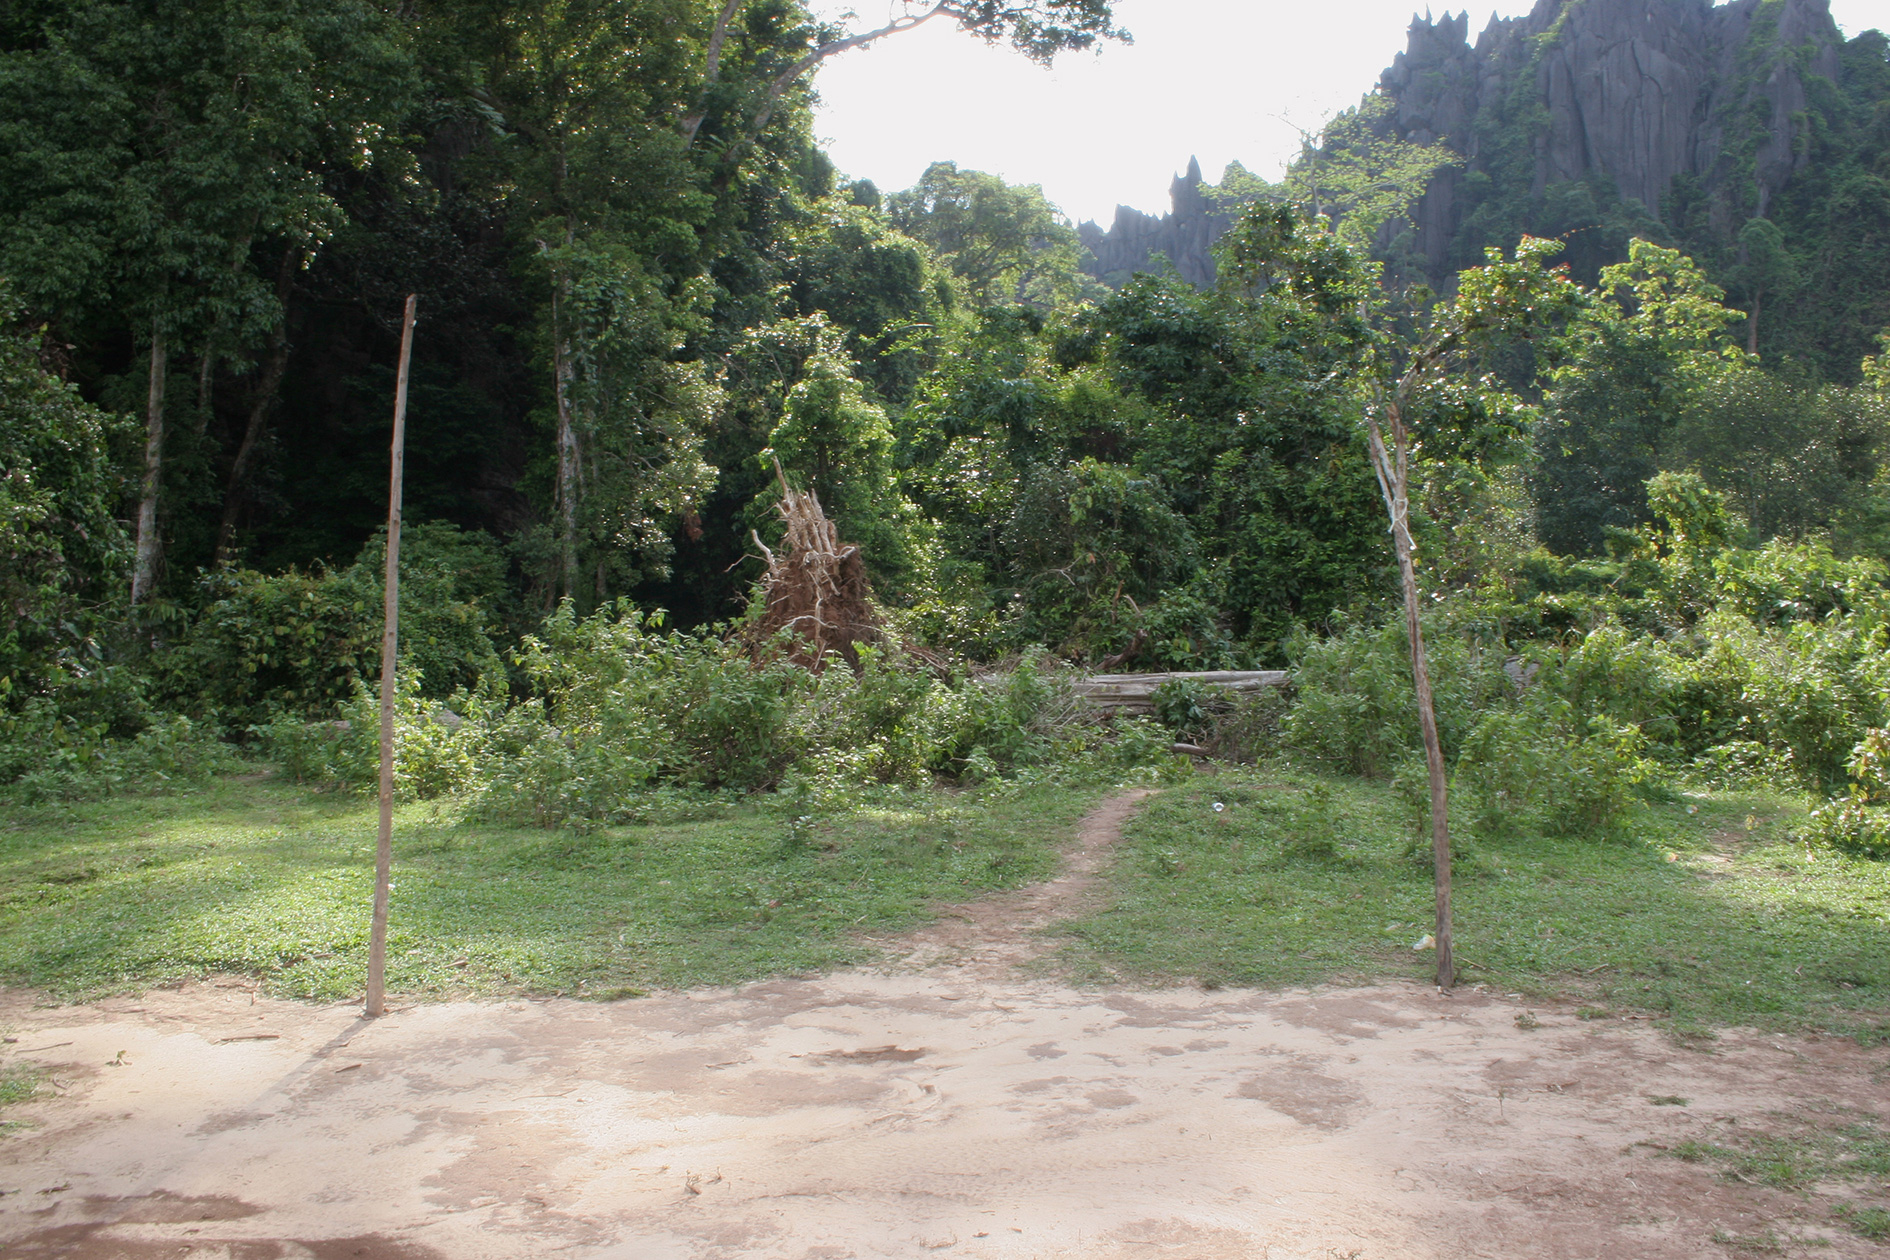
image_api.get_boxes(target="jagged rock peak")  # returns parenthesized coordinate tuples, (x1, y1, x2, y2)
(1080, 156, 1228, 289)
(1378, 0, 1852, 273)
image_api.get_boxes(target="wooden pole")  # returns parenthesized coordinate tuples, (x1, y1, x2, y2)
(1368, 395, 1453, 991)
(366, 294, 417, 1019)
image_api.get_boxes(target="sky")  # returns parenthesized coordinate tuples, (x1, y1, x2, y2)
(809, 0, 1887, 228)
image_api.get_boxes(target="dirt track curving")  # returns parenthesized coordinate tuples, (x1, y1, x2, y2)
(2, 792, 1886, 1259)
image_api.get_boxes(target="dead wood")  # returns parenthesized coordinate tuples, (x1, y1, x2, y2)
(749, 474, 884, 671)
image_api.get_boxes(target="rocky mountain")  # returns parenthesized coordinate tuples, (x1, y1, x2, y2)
(1077, 157, 1233, 289)
(1384, 0, 1854, 273)
(1082, 0, 1888, 374)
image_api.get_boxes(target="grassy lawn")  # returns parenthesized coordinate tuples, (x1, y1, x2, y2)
(0, 773, 1097, 1002)
(3, 763, 1887, 1035)
(1057, 765, 1890, 1036)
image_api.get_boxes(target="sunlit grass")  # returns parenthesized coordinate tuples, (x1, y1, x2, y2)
(1059, 763, 1890, 1034)
(0, 773, 1091, 1002)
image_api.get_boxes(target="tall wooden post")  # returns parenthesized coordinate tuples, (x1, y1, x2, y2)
(366, 295, 417, 1019)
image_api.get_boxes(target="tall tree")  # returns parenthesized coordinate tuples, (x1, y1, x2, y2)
(888, 162, 1101, 309)
(0, 0, 413, 602)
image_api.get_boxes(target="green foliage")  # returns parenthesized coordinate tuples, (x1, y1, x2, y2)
(1534, 240, 1746, 554)
(0, 291, 131, 704)
(252, 603, 1172, 829)
(0, 704, 241, 804)
(886, 161, 1104, 310)
(1282, 615, 1514, 779)
(1802, 728, 1890, 859)
(152, 565, 374, 731)
(1278, 93, 1461, 264)
(151, 522, 507, 732)
(1150, 677, 1211, 737)
(1666, 365, 1887, 542)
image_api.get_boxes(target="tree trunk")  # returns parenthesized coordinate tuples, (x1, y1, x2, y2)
(216, 327, 293, 560)
(680, 0, 745, 147)
(215, 250, 300, 561)
(1368, 402, 1454, 990)
(131, 320, 167, 607)
(551, 282, 579, 602)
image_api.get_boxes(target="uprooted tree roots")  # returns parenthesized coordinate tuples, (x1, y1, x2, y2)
(750, 480, 884, 670)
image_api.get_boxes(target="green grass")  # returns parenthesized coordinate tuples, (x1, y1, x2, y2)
(1834, 1202, 1890, 1241)
(1667, 1108, 1890, 1244)
(1057, 765, 1890, 1033)
(0, 773, 1096, 1001)
(1669, 1113, 1890, 1190)
(0, 1061, 44, 1133)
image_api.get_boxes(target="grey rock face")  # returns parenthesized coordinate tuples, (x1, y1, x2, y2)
(1078, 157, 1234, 289)
(1380, 0, 1847, 272)
(1082, 0, 1851, 290)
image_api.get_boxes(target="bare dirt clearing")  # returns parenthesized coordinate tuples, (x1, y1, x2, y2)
(1, 793, 1886, 1259)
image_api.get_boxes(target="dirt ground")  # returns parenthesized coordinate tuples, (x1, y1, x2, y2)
(2, 793, 1887, 1259)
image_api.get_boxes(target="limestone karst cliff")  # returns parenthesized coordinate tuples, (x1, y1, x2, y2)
(1382, 0, 1856, 277)
(1081, 0, 1887, 374)
(1078, 157, 1234, 289)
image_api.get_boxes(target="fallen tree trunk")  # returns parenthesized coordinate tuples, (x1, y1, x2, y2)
(1073, 670, 1290, 715)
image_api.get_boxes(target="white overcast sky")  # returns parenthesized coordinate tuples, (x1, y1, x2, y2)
(810, 0, 1887, 227)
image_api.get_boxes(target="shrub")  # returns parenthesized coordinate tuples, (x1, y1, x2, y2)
(1283, 615, 1510, 777)
(1802, 728, 1890, 860)
(0, 701, 240, 804)
(259, 668, 482, 801)
(153, 523, 508, 733)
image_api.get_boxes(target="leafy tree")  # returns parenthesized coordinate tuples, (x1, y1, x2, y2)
(748, 317, 918, 588)
(778, 196, 946, 404)
(0, 0, 413, 603)
(1667, 364, 1887, 541)
(1279, 94, 1460, 264)
(1533, 239, 1744, 554)
(1726, 217, 1796, 356)
(888, 162, 1103, 309)
(0, 293, 130, 702)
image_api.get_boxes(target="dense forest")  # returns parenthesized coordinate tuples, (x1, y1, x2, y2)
(4, 0, 1890, 857)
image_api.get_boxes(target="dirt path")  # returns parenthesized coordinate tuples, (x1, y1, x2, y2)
(2, 793, 1887, 1259)
(864, 788, 1157, 978)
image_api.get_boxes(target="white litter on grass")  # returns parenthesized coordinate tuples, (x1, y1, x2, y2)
(1413, 934, 1436, 951)
(1212, 802, 1225, 813)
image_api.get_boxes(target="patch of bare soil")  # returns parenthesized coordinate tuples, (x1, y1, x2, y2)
(862, 788, 1158, 978)
(2, 794, 1887, 1259)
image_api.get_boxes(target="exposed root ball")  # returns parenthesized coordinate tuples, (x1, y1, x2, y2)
(750, 479, 883, 670)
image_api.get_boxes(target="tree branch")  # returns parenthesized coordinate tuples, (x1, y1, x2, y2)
(744, 3, 956, 143)
(680, 0, 747, 147)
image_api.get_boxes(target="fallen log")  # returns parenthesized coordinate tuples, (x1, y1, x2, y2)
(1075, 669, 1290, 714)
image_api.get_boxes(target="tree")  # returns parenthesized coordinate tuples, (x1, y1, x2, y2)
(1356, 237, 1583, 987)
(1532, 239, 1744, 554)
(1224, 209, 1584, 987)
(1667, 364, 1886, 540)
(0, 289, 131, 701)
(1278, 94, 1460, 263)
(0, 0, 413, 603)
(887, 162, 1102, 309)
(1727, 217, 1795, 356)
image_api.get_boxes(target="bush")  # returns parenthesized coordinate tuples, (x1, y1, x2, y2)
(0, 701, 241, 804)
(1283, 615, 1511, 777)
(153, 522, 508, 733)
(259, 668, 482, 801)
(0, 288, 131, 704)
(1802, 729, 1890, 860)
